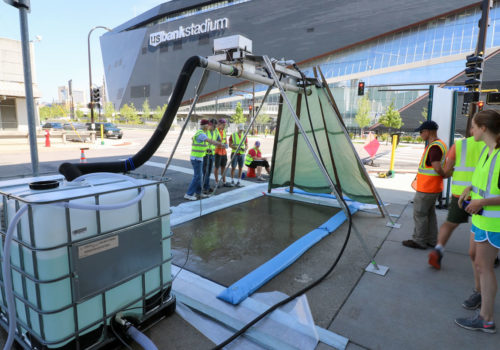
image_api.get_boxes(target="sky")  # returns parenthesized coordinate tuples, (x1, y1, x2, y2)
(1, 0, 169, 103)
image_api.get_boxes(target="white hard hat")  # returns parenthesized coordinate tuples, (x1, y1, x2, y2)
(237, 124, 245, 131)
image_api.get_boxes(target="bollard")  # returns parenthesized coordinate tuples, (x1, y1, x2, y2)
(80, 148, 89, 163)
(45, 129, 50, 147)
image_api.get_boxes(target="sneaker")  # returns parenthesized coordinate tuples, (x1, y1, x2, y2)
(227, 181, 235, 187)
(455, 313, 496, 334)
(199, 193, 209, 199)
(236, 181, 243, 187)
(184, 194, 197, 201)
(462, 290, 481, 310)
(223, 182, 232, 187)
(428, 249, 443, 270)
(257, 176, 266, 181)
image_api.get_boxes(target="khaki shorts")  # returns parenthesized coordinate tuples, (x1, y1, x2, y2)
(446, 195, 469, 224)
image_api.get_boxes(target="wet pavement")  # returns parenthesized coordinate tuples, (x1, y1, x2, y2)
(172, 196, 340, 287)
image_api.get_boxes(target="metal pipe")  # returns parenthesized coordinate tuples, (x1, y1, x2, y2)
(18, 6, 39, 176)
(204, 59, 307, 94)
(161, 69, 210, 177)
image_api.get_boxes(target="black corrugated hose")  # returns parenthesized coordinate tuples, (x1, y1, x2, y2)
(59, 56, 207, 181)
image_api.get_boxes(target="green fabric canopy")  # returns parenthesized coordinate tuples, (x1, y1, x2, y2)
(270, 86, 378, 204)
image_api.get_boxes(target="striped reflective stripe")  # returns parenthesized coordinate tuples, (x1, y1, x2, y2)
(452, 180, 471, 186)
(485, 151, 499, 198)
(418, 168, 439, 175)
(482, 210, 500, 218)
(454, 166, 475, 172)
(459, 138, 467, 168)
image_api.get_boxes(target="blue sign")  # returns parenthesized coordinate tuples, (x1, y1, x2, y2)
(443, 86, 467, 92)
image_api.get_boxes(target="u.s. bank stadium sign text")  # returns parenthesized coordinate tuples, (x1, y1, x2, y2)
(149, 18, 229, 47)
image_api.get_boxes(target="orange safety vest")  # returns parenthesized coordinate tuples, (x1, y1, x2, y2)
(415, 139, 447, 193)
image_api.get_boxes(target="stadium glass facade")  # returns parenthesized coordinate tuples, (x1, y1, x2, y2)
(103, 0, 500, 131)
(180, 2, 500, 130)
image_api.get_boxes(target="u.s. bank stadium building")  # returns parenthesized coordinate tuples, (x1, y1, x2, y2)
(100, 0, 500, 132)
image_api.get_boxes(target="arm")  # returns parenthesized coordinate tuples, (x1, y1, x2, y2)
(465, 196, 500, 214)
(442, 158, 455, 178)
(458, 185, 472, 208)
(431, 161, 446, 177)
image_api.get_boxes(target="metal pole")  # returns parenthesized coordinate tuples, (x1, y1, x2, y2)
(18, 5, 39, 176)
(161, 69, 210, 177)
(88, 26, 111, 130)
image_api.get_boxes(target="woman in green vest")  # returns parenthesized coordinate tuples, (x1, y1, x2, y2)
(456, 110, 500, 334)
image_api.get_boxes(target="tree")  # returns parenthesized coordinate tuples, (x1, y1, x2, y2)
(142, 98, 151, 121)
(120, 103, 139, 124)
(255, 113, 270, 125)
(75, 109, 84, 120)
(421, 107, 428, 121)
(354, 95, 372, 134)
(104, 102, 115, 121)
(379, 101, 403, 144)
(231, 102, 246, 124)
(153, 103, 167, 121)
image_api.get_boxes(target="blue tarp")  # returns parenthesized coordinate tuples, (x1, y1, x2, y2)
(217, 204, 358, 305)
(285, 188, 352, 201)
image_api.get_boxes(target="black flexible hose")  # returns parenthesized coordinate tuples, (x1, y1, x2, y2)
(59, 56, 209, 181)
(212, 68, 353, 350)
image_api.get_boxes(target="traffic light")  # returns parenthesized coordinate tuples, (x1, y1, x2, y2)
(357, 81, 365, 96)
(461, 102, 469, 116)
(92, 88, 101, 103)
(464, 53, 484, 90)
(228, 86, 233, 96)
(249, 105, 253, 111)
(477, 100, 485, 111)
(486, 92, 500, 105)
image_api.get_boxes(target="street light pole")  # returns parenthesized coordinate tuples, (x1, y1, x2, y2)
(88, 26, 111, 130)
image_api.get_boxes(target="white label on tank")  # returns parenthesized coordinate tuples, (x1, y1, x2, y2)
(78, 236, 119, 259)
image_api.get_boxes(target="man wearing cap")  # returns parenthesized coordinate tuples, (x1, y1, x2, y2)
(185, 119, 226, 201)
(245, 140, 270, 181)
(202, 119, 218, 194)
(403, 120, 448, 249)
(214, 118, 230, 187)
(229, 124, 248, 187)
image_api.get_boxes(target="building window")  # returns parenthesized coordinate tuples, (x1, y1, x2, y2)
(131, 85, 150, 98)
(173, 41, 182, 51)
(0, 98, 17, 130)
(160, 83, 172, 96)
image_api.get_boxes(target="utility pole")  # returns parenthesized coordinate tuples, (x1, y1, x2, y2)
(4, 0, 39, 175)
(464, 0, 492, 137)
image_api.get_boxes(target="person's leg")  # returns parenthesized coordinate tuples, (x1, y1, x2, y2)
(263, 160, 270, 174)
(237, 155, 243, 179)
(187, 159, 202, 196)
(214, 155, 220, 183)
(202, 155, 209, 191)
(470, 235, 480, 293)
(476, 242, 499, 322)
(221, 155, 227, 184)
(426, 192, 440, 246)
(408, 192, 429, 247)
(256, 165, 262, 177)
(204, 155, 214, 190)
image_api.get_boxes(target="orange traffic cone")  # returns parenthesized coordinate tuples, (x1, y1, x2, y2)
(80, 148, 88, 163)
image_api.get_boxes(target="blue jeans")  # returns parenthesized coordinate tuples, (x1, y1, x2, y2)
(202, 154, 214, 190)
(187, 159, 203, 196)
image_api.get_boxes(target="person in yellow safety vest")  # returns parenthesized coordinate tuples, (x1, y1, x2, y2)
(245, 140, 270, 181)
(184, 119, 226, 201)
(403, 120, 447, 250)
(228, 124, 247, 187)
(428, 134, 486, 271)
(456, 110, 500, 334)
(213, 118, 230, 187)
(202, 119, 219, 194)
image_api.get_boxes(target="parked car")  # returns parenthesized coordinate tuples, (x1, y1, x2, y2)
(42, 122, 63, 130)
(63, 123, 86, 131)
(454, 133, 464, 140)
(86, 122, 123, 139)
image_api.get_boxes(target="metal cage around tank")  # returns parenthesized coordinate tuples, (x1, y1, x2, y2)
(0, 173, 175, 349)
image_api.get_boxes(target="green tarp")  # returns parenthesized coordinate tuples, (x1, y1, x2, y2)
(270, 87, 377, 204)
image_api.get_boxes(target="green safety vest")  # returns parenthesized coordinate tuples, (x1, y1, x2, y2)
(471, 148, 500, 232)
(191, 129, 208, 158)
(231, 132, 246, 155)
(245, 147, 259, 166)
(206, 129, 218, 153)
(451, 137, 487, 196)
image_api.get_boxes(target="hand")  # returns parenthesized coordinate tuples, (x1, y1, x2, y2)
(458, 186, 472, 208)
(464, 199, 484, 214)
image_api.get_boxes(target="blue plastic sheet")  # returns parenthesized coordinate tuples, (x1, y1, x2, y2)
(285, 187, 352, 201)
(217, 204, 358, 305)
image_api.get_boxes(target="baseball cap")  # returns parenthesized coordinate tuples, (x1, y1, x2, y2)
(210, 118, 218, 126)
(237, 124, 245, 131)
(255, 141, 261, 147)
(218, 118, 227, 124)
(414, 120, 438, 132)
(200, 119, 211, 126)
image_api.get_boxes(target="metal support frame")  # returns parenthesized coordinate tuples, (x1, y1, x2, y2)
(161, 69, 211, 177)
(289, 94, 302, 193)
(263, 56, 390, 275)
(316, 66, 399, 229)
